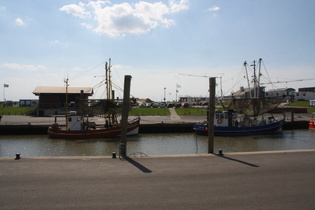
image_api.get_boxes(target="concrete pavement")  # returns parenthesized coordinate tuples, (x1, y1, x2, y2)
(0, 111, 311, 126)
(1, 150, 315, 209)
(0, 112, 205, 125)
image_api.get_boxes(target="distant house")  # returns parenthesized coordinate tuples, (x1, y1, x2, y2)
(265, 88, 295, 102)
(225, 86, 266, 100)
(33, 86, 93, 116)
(295, 87, 315, 101)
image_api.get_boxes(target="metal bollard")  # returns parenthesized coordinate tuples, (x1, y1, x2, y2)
(15, 153, 21, 160)
(218, 149, 223, 156)
(112, 152, 116, 159)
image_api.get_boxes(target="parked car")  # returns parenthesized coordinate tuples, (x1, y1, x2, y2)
(152, 103, 160, 108)
(175, 103, 182, 108)
(159, 103, 166, 108)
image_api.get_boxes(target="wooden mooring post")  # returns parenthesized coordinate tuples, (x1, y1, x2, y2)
(120, 75, 132, 157)
(208, 77, 216, 154)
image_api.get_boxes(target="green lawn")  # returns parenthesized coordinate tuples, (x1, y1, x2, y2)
(129, 108, 170, 116)
(285, 101, 315, 113)
(175, 108, 207, 115)
(0, 107, 36, 115)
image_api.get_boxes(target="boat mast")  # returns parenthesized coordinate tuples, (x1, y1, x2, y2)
(244, 61, 252, 98)
(252, 60, 257, 98)
(257, 58, 262, 97)
(105, 58, 113, 125)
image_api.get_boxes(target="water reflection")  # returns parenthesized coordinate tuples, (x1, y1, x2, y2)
(0, 130, 314, 157)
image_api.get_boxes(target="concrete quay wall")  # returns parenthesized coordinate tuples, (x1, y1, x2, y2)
(0, 120, 309, 135)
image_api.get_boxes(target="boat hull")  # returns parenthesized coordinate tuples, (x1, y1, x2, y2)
(48, 118, 140, 139)
(309, 120, 315, 130)
(193, 119, 284, 136)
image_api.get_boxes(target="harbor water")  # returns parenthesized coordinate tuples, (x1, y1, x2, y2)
(1, 130, 314, 158)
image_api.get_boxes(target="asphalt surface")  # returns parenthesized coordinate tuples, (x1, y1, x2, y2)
(1, 151, 315, 210)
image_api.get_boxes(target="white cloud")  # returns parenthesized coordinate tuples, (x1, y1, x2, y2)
(81, 22, 93, 29)
(60, 0, 189, 37)
(15, 18, 24, 26)
(59, 4, 91, 19)
(205, 6, 220, 12)
(3, 63, 46, 71)
(49, 40, 69, 47)
(169, 0, 189, 13)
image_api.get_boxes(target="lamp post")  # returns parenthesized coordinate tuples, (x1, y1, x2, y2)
(164, 87, 166, 115)
(164, 87, 166, 103)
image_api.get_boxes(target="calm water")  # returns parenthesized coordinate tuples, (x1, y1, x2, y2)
(0, 130, 315, 158)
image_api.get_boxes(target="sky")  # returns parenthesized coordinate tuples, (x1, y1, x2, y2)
(1, 0, 315, 102)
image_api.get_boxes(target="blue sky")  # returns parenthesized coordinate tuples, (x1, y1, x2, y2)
(1, 0, 315, 101)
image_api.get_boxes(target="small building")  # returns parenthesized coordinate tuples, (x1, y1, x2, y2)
(265, 88, 295, 102)
(295, 92, 315, 101)
(226, 86, 266, 100)
(310, 99, 315, 107)
(295, 87, 315, 101)
(33, 86, 93, 116)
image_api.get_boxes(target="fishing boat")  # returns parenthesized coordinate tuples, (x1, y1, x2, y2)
(193, 110, 284, 136)
(48, 59, 140, 139)
(193, 58, 285, 136)
(48, 112, 140, 139)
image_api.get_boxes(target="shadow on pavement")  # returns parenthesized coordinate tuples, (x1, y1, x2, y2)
(121, 156, 153, 173)
(215, 154, 259, 167)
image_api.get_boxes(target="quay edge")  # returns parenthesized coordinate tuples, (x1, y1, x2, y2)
(0, 121, 310, 135)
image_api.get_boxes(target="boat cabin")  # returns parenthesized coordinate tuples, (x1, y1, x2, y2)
(214, 111, 274, 127)
(215, 111, 238, 127)
(67, 111, 84, 131)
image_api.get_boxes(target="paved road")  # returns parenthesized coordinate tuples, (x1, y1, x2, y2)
(1, 151, 315, 209)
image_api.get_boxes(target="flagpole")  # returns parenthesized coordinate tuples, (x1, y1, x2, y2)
(3, 84, 9, 102)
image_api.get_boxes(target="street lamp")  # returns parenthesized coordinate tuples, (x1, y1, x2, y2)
(164, 87, 166, 115)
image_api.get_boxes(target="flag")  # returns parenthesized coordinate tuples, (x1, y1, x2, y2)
(176, 90, 179, 93)
(176, 84, 181, 88)
(4, 84, 9, 88)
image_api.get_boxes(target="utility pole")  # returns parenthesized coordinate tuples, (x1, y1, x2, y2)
(120, 75, 132, 157)
(208, 77, 216, 154)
